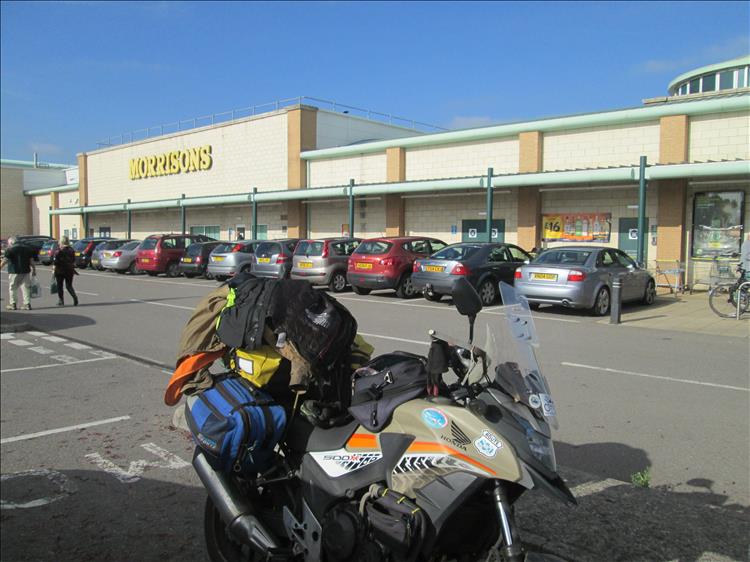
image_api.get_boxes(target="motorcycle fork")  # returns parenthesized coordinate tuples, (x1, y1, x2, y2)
(493, 481, 524, 562)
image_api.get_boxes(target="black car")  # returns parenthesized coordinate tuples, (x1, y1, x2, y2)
(15, 235, 53, 262)
(179, 241, 225, 279)
(72, 238, 112, 268)
(412, 242, 532, 305)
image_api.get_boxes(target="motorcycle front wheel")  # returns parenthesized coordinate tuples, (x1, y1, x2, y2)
(204, 496, 260, 562)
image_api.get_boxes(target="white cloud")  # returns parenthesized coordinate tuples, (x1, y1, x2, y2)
(633, 36, 749, 75)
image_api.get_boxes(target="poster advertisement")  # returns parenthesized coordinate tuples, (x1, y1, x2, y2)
(543, 213, 611, 242)
(691, 191, 744, 258)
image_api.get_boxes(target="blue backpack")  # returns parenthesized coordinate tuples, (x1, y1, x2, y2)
(185, 375, 287, 475)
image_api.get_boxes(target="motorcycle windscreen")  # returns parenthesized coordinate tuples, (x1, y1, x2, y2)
(485, 282, 559, 430)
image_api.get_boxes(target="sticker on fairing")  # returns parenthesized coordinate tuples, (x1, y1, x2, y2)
(421, 408, 448, 429)
(474, 430, 503, 458)
(539, 394, 556, 418)
(310, 449, 383, 478)
(528, 394, 542, 409)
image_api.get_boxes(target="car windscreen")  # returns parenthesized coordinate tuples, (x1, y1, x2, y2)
(533, 249, 591, 266)
(255, 242, 280, 256)
(41, 241, 57, 250)
(432, 245, 482, 261)
(72, 241, 88, 251)
(101, 240, 125, 250)
(140, 238, 158, 250)
(212, 243, 233, 254)
(354, 241, 392, 255)
(186, 243, 205, 256)
(121, 241, 141, 251)
(294, 241, 324, 256)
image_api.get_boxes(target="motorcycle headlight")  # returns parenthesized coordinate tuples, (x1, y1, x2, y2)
(514, 414, 557, 472)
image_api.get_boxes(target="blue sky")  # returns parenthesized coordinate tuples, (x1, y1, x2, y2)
(1, 1, 748, 165)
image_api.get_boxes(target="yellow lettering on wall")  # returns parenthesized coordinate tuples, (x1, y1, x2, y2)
(129, 145, 213, 180)
(200, 145, 212, 170)
(188, 148, 200, 172)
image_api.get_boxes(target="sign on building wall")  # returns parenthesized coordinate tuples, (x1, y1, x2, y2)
(129, 145, 213, 180)
(543, 213, 611, 242)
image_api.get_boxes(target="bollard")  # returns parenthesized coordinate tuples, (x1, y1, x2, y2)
(610, 276, 623, 324)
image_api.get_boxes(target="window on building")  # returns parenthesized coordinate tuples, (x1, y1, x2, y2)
(692, 191, 745, 258)
(719, 70, 734, 90)
(256, 225, 268, 240)
(679, 84, 687, 95)
(71, 228, 78, 240)
(190, 225, 220, 240)
(702, 73, 716, 92)
(689, 78, 701, 94)
(99, 226, 111, 238)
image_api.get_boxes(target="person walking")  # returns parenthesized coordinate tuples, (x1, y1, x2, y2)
(53, 236, 79, 306)
(0, 236, 36, 310)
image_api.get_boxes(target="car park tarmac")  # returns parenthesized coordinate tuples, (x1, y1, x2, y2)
(1, 267, 748, 560)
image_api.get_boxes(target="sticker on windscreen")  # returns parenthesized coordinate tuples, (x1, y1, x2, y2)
(421, 408, 448, 429)
(539, 394, 556, 417)
(474, 429, 503, 458)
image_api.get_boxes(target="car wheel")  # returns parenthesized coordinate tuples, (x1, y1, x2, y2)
(642, 279, 656, 305)
(395, 274, 417, 299)
(115, 269, 126, 275)
(203, 270, 214, 280)
(424, 290, 442, 302)
(529, 303, 541, 311)
(166, 262, 180, 278)
(240, 265, 253, 275)
(128, 262, 139, 275)
(215, 275, 228, 282)
(329, 272, 347, 293)
(352, 286, 371, 295)
(184, 273, 196, 278)
(592, 287, 610, 316)
(146, 271, 158, 277)
(478, 279, 497, 306)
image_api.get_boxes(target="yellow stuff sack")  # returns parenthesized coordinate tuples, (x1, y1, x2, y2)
(229, 346, 283, 387)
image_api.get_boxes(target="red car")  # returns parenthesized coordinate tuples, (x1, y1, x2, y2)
(347, 236, 447, 298)
(136, 233, 215, 277)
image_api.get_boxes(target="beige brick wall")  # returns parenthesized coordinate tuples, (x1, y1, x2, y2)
(689, 111, 750, 162)
(31, 194, 51, 236)
(541, 187, 659, 266)
(405, 139, 519, 181)
(543, 122, 660, 171)
(308, 153, 387, 188)
(59, 216, 81, 239)
(89, 212, 128, 238)
(308, 200, 349, 238)
(404, 191, 519, 245)
(1, 167, 29, 237)
(86, 112, 289, 206)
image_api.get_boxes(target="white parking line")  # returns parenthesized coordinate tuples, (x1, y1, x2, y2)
(1, 333, 14, 340)
(561, 361, 750, 392)
(357, 331, 430, 346)
(0, 356, 120, 373)
(42, 336, 67, 343)
(78, 271, 210, 288)
(129, 298, 194, 310)
(76, 290, 99, 296)
(0, 415, 131, 445)
(29, 346, 54, 355)
(65, 342, 92, 350)
(27, 331, 48, 337)
(8, 339, 32, 347)
(570, 478, 624, 498)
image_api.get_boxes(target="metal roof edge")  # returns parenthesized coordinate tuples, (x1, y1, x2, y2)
(301, 95, 750, 161)
(1, 159, 75, 170)
(25, 183, 80, 196)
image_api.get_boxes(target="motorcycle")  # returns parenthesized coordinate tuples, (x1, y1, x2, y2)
(192, 279, 576, 561)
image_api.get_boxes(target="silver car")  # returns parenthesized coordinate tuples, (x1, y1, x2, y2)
(100, 240, 142, 274)
(290, 237, 361, 292)
(250, 239, 300, 279)
(207, 240, 260, 281)
(514, 246, 656, 316)
(91, 239, 134, 271)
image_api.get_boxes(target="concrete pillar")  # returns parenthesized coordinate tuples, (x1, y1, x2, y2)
(77, 153, 88, 236)
(385, 147, 406, 236)
(517, 132, 543, 250)
(50, 192, 60, 239)
(286, 106, 317, 238)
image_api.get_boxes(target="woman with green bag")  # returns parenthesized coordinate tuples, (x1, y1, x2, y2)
(53, 236, 78, 306)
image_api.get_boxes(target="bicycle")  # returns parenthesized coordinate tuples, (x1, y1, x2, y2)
(708, 262, 750, 318)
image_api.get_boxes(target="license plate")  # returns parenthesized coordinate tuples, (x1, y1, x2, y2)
(75, 252, 81, 256)
(212, 256, 225, 262)
(103, 252, 112, 258)
(183, 257, 193, 263)
(532, 273, 557, 281)
(425, 265, 445, 273)
(141, 258, 151, 263)
(298, 261, 313, 269)
(355, 262, 372, 270)
(257, 257, 271, 264)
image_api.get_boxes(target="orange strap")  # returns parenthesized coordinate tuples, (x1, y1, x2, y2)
(164, 350, 225, 406)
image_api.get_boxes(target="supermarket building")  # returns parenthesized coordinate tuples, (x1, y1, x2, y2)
(12, 56, 750, 285)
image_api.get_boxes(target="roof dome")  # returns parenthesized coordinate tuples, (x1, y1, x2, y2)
(668, 55, 749, 97)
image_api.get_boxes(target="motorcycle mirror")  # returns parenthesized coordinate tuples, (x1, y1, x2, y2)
(452, 278, 483, 343)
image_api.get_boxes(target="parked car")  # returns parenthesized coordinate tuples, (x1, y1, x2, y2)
(73, 238, 112, 268)
(290, 237, 361, 292)
(206, 240, 260, 281)
(250, 239, 300, 279)
(514, 246, 656, 316)
(347, 236, 447, 298)
(136, 233, 215, 277)
(15, 235, 53, 261)
(181, 241, 226, 279)
(412, 242, 532, 305)
(38, 240, 60, 265)
(101, 240, 143, 274)
(91, 239, 134, 271)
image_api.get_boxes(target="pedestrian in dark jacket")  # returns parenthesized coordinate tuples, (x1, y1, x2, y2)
(53, 236, 78, 306)
(0, 236, 36, 310)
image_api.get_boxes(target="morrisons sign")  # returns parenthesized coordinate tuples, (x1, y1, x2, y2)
(129, 145, 213, 180)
